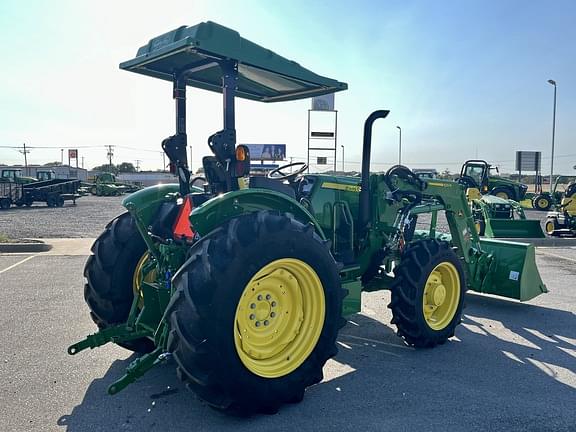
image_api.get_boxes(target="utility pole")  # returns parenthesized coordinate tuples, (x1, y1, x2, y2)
(341, 145, 345, 171)
(106, 145, 114, 170)
(135, 159, 141, 172)
(81, 156, 84, 169)
(19, 143, 30, 175)
(60, 149, 64, 165)
(162, 152, 166, 173)
(547, 79, 557, 193)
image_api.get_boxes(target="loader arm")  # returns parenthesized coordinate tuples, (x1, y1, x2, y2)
(402, 178, 546, 301)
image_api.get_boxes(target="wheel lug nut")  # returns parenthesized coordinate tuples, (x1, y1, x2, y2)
(249, 314, 255, 320)
(264, 320, 269, 326)
(255, 321, 261, 327)
(257, 295, 263, 301)
(266, 294, 271, 300)
(270, 312, 276, 318)
(250, 303, 256, 309)
(271, 301, 277, 307)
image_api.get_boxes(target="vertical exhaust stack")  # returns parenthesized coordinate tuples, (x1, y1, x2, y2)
(359, 110, 390, 236)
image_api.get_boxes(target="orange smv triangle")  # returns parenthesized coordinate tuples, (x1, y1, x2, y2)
(173, 195, 194, 240)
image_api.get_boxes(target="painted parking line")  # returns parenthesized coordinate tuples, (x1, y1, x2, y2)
(0, 255, 35, 274)
(338, 334, 413, 351)
(537, 249, 576, 264)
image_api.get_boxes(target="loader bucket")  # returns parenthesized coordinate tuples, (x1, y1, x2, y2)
(484, 218, 545, 238)
(476, 239, 547, 301)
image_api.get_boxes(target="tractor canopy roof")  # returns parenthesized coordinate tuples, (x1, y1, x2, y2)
(120, 21, 348, 102)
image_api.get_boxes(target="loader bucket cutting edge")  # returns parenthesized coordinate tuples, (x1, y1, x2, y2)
(484, 219, 545, 239)
(477, 238, 547, 301)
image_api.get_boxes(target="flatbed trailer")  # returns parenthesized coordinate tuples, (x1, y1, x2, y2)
(0, 182, 23, 209)
(21, 179, 82, 207)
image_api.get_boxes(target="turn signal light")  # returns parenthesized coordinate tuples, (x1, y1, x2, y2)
(236, 146, 247, 161)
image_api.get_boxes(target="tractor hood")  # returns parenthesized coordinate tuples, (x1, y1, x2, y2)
(489, 175, 525, 188)
(120, 21, 348, 102)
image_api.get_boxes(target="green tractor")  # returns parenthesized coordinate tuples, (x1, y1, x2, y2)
(465, 188, 544, 238)
(89, 172, 140, 196)
(544, 177, 576, 236)
(0, 168, 37, 184)
(457, 160, 528, 201)
(70, 22, 547, 416)
(532, 176, 576, 211)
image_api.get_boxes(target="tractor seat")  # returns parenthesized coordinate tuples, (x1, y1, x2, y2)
(249, 176, 296, 199)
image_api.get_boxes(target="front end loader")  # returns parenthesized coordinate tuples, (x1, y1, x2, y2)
(70, 22, 547, 416)
(465, 188, 545, 238)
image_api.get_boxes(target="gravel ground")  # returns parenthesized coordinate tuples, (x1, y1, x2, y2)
(0, 193, 553, 239)
(0, 195, 125, 238)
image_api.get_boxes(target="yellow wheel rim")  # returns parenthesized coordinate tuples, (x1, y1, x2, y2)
(496, 191, 509, 199)
(234, 258, 325, 378)
(538, 198, 549, 209)
(422, 262, 460, 331)
(133, 252, 156, 306)
(545, 221, 555, 235)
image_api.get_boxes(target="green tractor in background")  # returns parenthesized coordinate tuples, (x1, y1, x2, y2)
(456, 161, 542, 238)
(0, 168, 37, 184)
(532, 176, 576, 211)
(465, 188, 544, 238)
(70, 22, 547, 416)
(36, 169, 57, 182)
(544, 177, 576, 236)
(457, 160, 528, 201)
(88, 172, 140, 196)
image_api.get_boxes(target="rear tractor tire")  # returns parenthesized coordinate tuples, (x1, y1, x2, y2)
(532, 195, 552, 211)
(166, 211, 345, 416)
(83, 212, 155, 353)
(389, 239, 466, 348)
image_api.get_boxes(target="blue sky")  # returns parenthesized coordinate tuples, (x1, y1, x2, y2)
(0, 0, 575, 174)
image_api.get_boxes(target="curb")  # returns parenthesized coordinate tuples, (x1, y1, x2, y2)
(0, 240, 53, 253)
(499, 237, 576, 247)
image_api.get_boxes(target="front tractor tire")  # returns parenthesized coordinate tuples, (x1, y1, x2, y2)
(390, 239, 466, 348)
(83, 212, 155, 353)
(490, 186, 515, 201)
(166, 211, 344, 416)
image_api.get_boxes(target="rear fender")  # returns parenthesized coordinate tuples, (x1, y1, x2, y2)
(189, 188, 326, 239)
(122, 183, 180, 227)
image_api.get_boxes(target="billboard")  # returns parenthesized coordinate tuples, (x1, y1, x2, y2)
(68, 149, 78, 159)
(515, 151, 541, 172)
(245, 144, 286, 161)
(311, 93, 335, 111)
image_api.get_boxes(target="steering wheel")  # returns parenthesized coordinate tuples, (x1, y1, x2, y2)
(385, 165, 424, 192)
(456, 175, 478, 189)
(267, 162, 308, 183)
(384, 165, 423, 205)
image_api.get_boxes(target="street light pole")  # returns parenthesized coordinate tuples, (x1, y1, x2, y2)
(396, 126, 402, 165)
(547, 79, 557, 193)
(341, 145, 344, 171)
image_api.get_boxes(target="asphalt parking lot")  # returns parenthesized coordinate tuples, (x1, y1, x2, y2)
(0, 195, 125, 238)
(1, 242, 575, 432)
